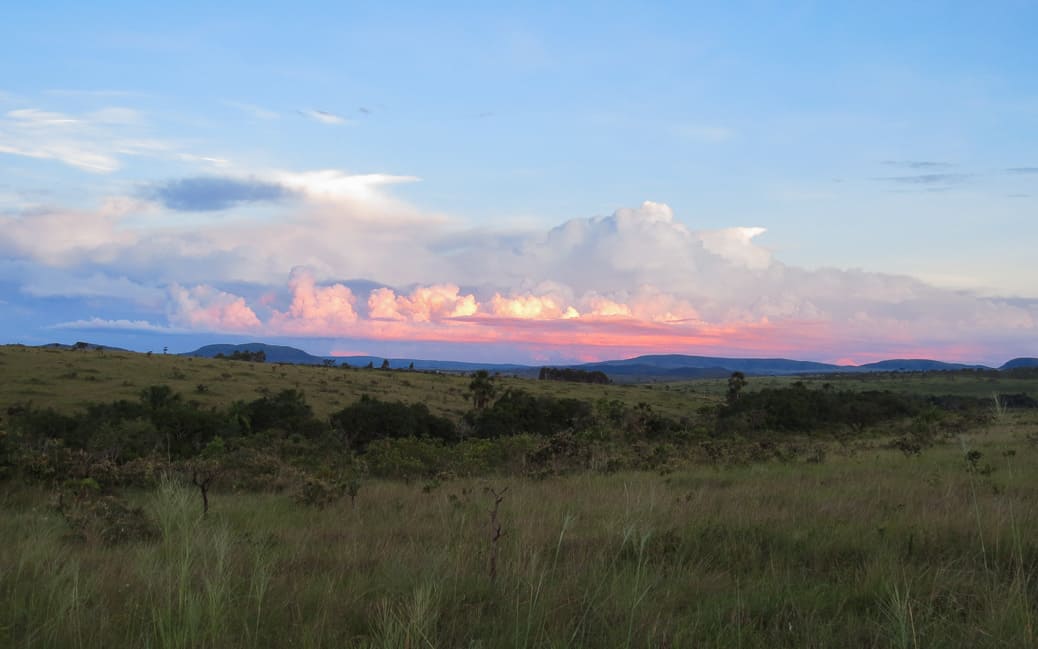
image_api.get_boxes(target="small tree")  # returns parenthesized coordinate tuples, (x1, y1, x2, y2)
(726, 372, 747, 405)
(469, 370, 497, 410)
(380, 359, 391, 370)
(188, 436, 225, 516)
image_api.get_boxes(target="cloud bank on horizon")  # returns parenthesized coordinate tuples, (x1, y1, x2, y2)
(2, 161, 1034, 365)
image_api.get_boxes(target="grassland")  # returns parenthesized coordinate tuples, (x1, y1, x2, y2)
(2, 345, 1038, 647)
(0, 345, 716, 422)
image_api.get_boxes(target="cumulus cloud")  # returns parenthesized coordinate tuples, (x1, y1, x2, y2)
(369, 284, 478, 321)
(268, 268, 359, 334)
(147, 176, 291, 211)
(4, 174, 1035, 364)
(168, 283, 261, 331)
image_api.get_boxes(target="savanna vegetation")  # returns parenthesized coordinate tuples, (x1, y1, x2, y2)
(2, 343, 1037, 647)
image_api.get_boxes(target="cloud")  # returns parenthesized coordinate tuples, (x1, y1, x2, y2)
(1006, 167, 1038, 174)
(875, 173, 973, 185)
(0, 105, 215, 173)
(268, 267, 359, 334)
(167, 283, 261, 331)
(3, 176, 1035, 364)
(20, 269, 164, 304)
(0, 197, 142, 265)
(299, 109, 348, 125)
(697, 227, 770, 269)
(272, 169, 420, 205)
(224, 101, 280, 120)
(147, 176, 292, 211)
(51, 317, 183, 333)
(881, 160, 955, 169)
(369, 284, 478, 321)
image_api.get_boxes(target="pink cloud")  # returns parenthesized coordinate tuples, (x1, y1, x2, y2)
(167, 284, 261, 331)
(368, 284, 478, 321)
(268, 267, 358, 334)
(155, 269, 1035, 366)
(489, 293, 580, 320)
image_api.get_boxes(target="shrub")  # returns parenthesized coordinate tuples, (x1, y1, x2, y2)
(291, 475, 339, 508)
(331, 395, 457, 450)
(54, 481, 159, 545)
(465, 389, 594, 438)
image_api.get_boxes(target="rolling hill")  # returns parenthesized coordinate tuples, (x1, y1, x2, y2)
(181, 342, 1011, 382)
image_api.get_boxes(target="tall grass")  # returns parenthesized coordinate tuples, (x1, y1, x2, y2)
(2, 424, 1038, 647)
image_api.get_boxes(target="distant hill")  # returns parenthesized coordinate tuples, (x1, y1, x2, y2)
(183, 343, 532, 373)
(854, 359, 989, 372)
(185, 343, 328, 364)
(576, 354, 844, 376)
(184, 343, 1014, 382)
(1001, 358, 1038, 370)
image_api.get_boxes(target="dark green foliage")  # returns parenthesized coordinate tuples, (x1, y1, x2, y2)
(995, 392, 1038, 408)
(242, 389, 320, 436)
(330, 395, 457, 450)
(468, 370, 496, 409)
(538, 367, 611, 384)
(215, 349, 266, 362)
(719, 385, 924, 434)
(725, 371, 747, 405)
(624, 401, 682, 439)
(464, 388, 594, 438)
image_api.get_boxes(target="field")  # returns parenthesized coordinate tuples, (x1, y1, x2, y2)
(2, 346, 1038, 647)
(0, 345, 714, 422)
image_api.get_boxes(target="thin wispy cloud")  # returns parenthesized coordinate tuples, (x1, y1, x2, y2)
(875, 173, 973, 185)
(881, 160, 955, 169)
(299, 108, 348, 125)
(1006, 167, 1038, 174)
(224, 101, 280, 120)
(0, 105, 215, 173)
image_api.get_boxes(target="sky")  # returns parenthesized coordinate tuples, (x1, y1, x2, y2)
(1, 1, 1036, 365)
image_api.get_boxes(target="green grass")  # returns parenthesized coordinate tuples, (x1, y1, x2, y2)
(3, 345, 1038, 647)
(3, 415, 1038, 648)
(0, 345, 717, 422)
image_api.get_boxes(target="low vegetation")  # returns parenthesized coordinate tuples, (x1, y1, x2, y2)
(1, 344, 1037, 647)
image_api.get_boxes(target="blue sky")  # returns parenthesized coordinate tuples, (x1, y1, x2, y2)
(1, 2, 1035, 364)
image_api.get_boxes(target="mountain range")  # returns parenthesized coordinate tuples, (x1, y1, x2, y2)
(179, 342, 1037, 381)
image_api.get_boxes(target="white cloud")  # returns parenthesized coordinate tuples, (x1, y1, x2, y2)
(51, 317, 183, 333)
(0, 105, 219, 173)
(299, 108, 348, 125)
(2, 173, 1035, 362)
(20, 270, 164, 304)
